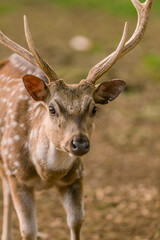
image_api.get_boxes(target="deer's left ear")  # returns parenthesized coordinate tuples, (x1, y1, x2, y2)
(23, 75, 49, 101)
(93, 79, 126, 104)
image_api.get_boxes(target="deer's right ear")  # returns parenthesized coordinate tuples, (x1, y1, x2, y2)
(23, 75, 49, 101)
(93, 79, 126, 104)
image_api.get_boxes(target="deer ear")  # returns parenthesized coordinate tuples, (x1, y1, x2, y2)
(23, 75, 49, 101)
(93, 79, 126, 104)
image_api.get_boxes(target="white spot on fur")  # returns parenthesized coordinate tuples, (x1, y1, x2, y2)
(8, 109, 12, 114)
(14, 161, 20, 167)
(20, 87, 25, 92)
(6, 169, 12, 175)
(0, 74, 6, 82)
(8, 102, 13, 107)
(1, 98, 7, 103)
(8, 138, 13, 145)
(6, 88, 11, 92)
(11, 90, 16, 96)
(12, 169, 18, 174)
(18, 94, 25, 100)
(6, 169, 18, 175)
(6, 76, 11, 81)
(14, 135, 20, 141)
(3, 163, 7, 169)
(20, 123, 25, 128)
(1, 127, 4, 133)
(11, 121, 18, 127)
(10, 114, 14, 120)
(24, 141, 29, 149)
(3, 149, 9, 156)
(24, 95, 29, 100)
(28, 106, 33, 112)
(2, 86, 10, 92)
(2, 138, 7, 146)
(19, 65, 27, 72)
(27, 70, 32, 75)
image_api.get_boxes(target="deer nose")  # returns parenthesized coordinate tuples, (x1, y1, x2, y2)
(70, 135, 90, 156)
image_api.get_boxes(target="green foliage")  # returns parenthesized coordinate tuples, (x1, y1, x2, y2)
(143, 53, 160, 81)
(0, 3, 17, 14)
(48, 0, 135, 16)
(0, 0, 159, 16)
(48, 0, 160, 16)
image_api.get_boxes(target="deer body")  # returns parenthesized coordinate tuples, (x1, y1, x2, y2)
(0, 56, 77, 184)
(0, 1, 153, 239)
(0, 54, 87, 240)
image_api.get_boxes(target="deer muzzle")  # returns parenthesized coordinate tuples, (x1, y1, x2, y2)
(70, 134, 90, 156)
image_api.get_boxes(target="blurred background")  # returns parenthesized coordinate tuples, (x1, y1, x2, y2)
(0, 0, 160, 239)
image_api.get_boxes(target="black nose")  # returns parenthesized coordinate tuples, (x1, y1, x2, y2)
(70, 135, 90, 156)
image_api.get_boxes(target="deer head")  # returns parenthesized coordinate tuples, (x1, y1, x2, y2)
(0, 0, 153, 157)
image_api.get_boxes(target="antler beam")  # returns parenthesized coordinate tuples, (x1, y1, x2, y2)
(86, 22, 128, 83)
(0, 16, 58, 83)
(86, 0, 153, 84)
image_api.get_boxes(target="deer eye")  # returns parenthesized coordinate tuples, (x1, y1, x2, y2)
(49, 106, 56, 115)
(92, 106, 97, 116)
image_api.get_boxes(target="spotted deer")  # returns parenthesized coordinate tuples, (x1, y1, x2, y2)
(0, 0, 153, 239)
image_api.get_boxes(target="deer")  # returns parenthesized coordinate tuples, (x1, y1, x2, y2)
(0, 0, 153, 239)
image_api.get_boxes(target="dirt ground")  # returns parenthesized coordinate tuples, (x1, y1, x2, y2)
(0, 1, 160, 240)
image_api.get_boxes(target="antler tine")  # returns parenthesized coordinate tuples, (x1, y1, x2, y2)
(24, 15, 58, 83)
(0, 31, 38, 67)
(86, 22, 128, 84)
(121, 0, 153, 57)
(86, 0, 153, 84)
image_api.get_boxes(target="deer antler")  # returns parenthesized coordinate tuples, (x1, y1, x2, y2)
(86, 0, 153, 84)
(23, 15, 58, 82)
(0, 16, 58, 83)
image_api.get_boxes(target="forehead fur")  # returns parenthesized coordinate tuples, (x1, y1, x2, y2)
(48, 80, 95, 112)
